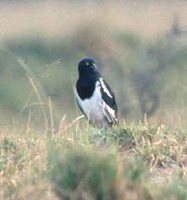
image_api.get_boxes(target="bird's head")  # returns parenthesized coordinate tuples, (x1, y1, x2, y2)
(78, 58, 100, 78)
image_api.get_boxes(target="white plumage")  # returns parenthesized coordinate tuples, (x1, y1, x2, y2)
(75, 80, 117, 128)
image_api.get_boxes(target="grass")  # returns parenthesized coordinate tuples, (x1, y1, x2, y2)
(0, 119, 187, 200)
(0, 1, 187, 199)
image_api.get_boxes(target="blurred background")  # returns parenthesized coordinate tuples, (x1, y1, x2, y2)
(0, 0, 187, 128)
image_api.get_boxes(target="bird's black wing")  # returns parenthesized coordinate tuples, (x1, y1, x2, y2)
(98, 78, 118, 125)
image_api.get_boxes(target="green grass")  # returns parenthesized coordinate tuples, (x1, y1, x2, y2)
(0, 2, 186, 199)
(0, 31, 186, 198)
(0, 120, 187, 200)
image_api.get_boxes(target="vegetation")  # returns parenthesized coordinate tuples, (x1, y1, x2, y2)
(0, 1, 187, 199)
(0, 121, 187, 199)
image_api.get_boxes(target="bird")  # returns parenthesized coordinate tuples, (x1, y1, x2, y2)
(75, 58, 118, 128)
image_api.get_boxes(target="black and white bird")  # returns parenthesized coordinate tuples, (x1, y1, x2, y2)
(75, 58, 118, 128)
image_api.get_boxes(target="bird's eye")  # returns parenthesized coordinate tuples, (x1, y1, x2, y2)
(85, 62, 90, 66)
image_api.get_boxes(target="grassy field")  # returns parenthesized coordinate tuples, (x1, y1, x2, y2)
(0, 120, 187, 199)
(0, 1, 187, 199)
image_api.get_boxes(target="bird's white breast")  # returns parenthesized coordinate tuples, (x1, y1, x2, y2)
(75, 81, 105, 125)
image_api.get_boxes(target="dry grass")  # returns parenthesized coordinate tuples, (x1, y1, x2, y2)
(0, 119, 187, 199)
(0, 1, 187, 199)
(0, 126, 58, 200)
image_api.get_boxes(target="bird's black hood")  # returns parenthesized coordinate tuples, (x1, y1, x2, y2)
(78, 58, 101, 79)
